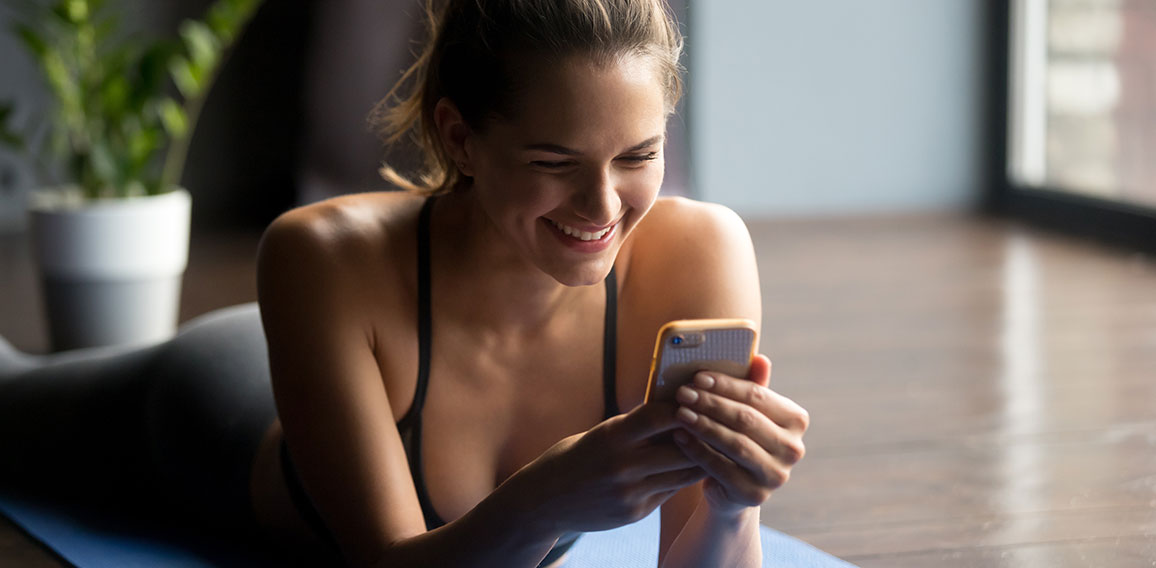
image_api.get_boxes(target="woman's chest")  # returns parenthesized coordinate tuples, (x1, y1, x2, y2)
(368, 276, 660, 525)
(414, 330, 614, 522)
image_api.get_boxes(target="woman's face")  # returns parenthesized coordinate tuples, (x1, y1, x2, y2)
(462, 54, 669, 287)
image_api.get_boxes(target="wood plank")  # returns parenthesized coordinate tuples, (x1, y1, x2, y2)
(787, 507, 1156, 563)
(848, 536, 1156, 568)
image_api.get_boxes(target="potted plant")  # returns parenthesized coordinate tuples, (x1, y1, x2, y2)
(0, 0, 261, 350)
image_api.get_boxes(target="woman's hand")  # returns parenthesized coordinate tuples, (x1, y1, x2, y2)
(671, 354, 808, 516)
(507, 402, 707, 535)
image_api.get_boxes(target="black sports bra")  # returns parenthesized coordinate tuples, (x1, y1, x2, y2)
(280, 196, 621, 565)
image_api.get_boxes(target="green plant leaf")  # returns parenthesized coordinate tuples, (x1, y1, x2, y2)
(100, 74, 129, 119)
(128, 125, 160, 167)
(0, 132, 23, 149)
(13, 23, 48, 59)
(168, 55, 201, 99)
(158, 98, 188, 138)
(42, 50, 81, 111)
(92, 17, 115, 46)
(67, 0, 89, 24)
(206, 0, 262, 43)
(49, 3, 72, 26)
(50, 0, 89, 26)
(180, 20, 220, 71)
(0, 103, 24, 150)
(131, 42, 175, 110)
(89, 141, 120, 196)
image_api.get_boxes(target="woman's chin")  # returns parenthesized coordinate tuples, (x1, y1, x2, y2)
(541, 258, 616, 287)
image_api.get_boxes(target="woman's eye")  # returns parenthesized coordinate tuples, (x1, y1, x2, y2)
(619, 152, 659, 165)
(530, 160, 573, 169)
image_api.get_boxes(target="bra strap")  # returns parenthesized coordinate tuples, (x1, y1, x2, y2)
(602, 266, 620, 418)
(397, 196, 436, 430)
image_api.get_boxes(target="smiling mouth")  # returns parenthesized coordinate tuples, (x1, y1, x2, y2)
(547, 219, 615, 242)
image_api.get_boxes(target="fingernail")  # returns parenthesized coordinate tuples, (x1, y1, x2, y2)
(676, 407, 698, 424)
(694, 373, 715, 389)
(676, 385, 699, 404)
(673, 430, 689, 444)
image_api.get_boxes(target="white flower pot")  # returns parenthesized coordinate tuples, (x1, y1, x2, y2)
(28, 188, 191, 351)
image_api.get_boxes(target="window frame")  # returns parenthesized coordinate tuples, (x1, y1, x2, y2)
(985, 0, 1156, 253)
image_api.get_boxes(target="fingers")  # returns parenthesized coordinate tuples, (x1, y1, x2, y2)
(589, 403, 698, 479)
(667, 355, 809, 508)
(613, 401, 685, 442)
(674, 405, 785, 489)
(672, 430, 769, 507)
(748, 353, 772, 388)
(690, 366, 810, 434)
(676, 384, 805, 467)
(640, 466, 706, 496)
(626, 440, 699, 476)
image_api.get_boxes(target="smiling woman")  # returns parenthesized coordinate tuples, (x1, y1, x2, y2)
(0, 1, 809, 567)
(425, 54, 670, 286)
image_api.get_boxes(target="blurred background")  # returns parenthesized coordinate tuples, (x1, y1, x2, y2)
(1, 1, 1155, 566)
(0, 0, 990, 229)
(1, 0, 1152, 231)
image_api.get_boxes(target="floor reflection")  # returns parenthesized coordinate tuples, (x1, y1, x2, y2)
(997, 231, 1045, 530)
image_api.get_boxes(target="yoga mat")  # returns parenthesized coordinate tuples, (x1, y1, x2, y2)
(0, 492, 856, 567)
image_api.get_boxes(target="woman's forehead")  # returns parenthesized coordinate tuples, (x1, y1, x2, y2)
(490, 55, 669, 151)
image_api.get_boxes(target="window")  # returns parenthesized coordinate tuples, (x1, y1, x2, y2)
(1009, 0, 1156, 210)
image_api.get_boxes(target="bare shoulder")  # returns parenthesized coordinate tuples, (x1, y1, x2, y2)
(616, 196, 763, 401)
(259, 192, 421, 272)
(256, 191, 427, 388)
(257, 192, 424, 306)
(629, 197, 754, 268)
(625, 197, 760, 321)
(636, 196, 748, 236)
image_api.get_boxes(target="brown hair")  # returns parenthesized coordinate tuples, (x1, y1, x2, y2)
(370, 0, 685, 195)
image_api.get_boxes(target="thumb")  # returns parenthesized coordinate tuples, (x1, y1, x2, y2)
(747, 353, 772, 388)
(620, 401, 683, 442)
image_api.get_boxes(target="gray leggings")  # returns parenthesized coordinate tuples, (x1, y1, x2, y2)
(0, 303, 276, 533)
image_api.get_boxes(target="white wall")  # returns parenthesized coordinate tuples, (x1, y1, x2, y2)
(691, 0, 984, 216)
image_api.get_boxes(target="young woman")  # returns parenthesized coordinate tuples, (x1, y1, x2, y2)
(0, 1, 809, 566)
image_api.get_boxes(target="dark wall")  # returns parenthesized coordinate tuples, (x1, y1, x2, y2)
(171, 0, 312, 230)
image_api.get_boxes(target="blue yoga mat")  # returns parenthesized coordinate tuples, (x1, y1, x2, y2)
(0, 492, 856, 567)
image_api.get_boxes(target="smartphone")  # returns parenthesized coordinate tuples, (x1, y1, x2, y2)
(643, 319, 759, 403)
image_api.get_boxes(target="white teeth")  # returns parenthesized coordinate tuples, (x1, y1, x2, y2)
(549, 219, 611, 241)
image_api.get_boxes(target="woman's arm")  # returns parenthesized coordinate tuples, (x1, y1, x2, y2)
(258, 206, 704, 567)
(259, 208, 573, 566)
(630, 198, 809, 567)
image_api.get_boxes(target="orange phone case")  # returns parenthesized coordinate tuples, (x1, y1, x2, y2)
(643, 319, 758, 403)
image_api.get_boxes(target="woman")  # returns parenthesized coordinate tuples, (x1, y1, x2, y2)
(0, 1, 808, 566)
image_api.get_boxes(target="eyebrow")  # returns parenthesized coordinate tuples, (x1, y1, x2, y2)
(523, 135, 665, 156)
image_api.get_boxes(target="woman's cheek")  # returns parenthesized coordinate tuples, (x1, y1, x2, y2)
(632, 166, 664, 207)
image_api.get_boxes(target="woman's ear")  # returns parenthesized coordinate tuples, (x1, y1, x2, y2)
(434, 97, 475, 176)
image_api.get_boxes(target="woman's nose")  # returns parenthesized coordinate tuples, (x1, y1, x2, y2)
(572, 168, 621, 226)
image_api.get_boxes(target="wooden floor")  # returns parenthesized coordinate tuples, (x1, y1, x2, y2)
(2, 211, 1155, 567)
